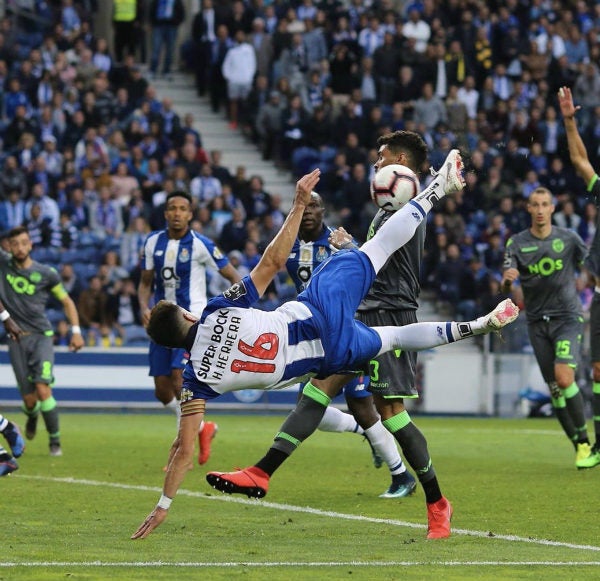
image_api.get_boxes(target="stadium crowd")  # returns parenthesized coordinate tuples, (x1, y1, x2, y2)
(0, 0, 599, 349)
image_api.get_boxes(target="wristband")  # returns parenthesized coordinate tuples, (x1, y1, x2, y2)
(0, 310, 10, 322)
(71, 325, 81, 335)
(157, 494, 172, 510)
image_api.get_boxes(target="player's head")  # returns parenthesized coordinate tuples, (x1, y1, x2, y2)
(147, 300, 197, 348)
(375, 131, 428, 174)
(7, 225, 32, 262)
(527, 187, 555, 227)
(300, 191, 325, 235)
(165, 190, 193, 234)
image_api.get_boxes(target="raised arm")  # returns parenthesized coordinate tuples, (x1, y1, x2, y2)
(558, 86, 596, 184)
(250, 169, 321, 296)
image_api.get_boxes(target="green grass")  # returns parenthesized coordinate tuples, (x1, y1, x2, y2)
(1, 413, 600, 580)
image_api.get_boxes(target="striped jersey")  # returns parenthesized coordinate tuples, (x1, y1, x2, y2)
(286, 225, 337, 292)
(182, 259, 382, 398)
(184, 278, 325, 394)
(141, 228, 229, 316)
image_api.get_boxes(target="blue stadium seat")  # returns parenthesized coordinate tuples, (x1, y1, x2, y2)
(122, 325, 149, 347)
(77, 232, 103, 248)
(61, 248, 95, 264)
(46, 308, 65, 326)
(32, 247, 61, 263)
(73, 263, 99, 283)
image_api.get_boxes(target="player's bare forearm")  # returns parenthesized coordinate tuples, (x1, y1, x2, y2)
(138, 270, 154, 326)
(62, 296, 85, 351)
(559, 86, 595, 182)
(220, 262, 242, 285)
(132, 414, 200, 539)
(501, 268, 519, 295)
(131, 443, 192, 540)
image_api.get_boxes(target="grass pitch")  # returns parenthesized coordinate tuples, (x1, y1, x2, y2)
(1, 412, 599, 580)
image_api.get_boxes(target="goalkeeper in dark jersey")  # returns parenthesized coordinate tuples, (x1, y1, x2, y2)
(558, 85, 600, 468)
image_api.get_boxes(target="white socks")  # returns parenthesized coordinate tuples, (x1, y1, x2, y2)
(364, 421, 406, 474)
(318, 406, 364, 434)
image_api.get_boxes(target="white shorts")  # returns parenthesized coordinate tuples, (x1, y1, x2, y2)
(227, 81, 252, 100)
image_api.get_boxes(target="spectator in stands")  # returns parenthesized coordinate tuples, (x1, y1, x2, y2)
(434, 242, 466, 311)
(190, 163, 222, 207)
(255, 89, 284, 163)
(110, 161, 139, 205)
(25, 182, 60, 229)
(413, 82, 447, 133)
(106, 277, 143, 343)
(102, 250, 130, 285)
(339, 162, 370, 240)
(57, 210, 79, 250)
(578, 201, 597, 247)
(553, 199, 582, 233)
(208, 249, 250, 297)
(65, 186, 90, 231)
(24, 202, 57, 249)
(222, 28, 257, 130)
(0, 157, 27, 200)
(89, 184, 124, 241)
(207, 23, 233, 114)
(112, 0, 141, 63)
(219, 205, 248, 253)
(120, 214, 150, 274)
(208, 150, 232, 187)
(78, 274, 109, 344)
(149, 0, 186, 79)
(240, 175, 273, 221)
(0, 189, 26, 231)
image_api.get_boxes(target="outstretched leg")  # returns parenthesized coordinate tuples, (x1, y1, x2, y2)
(205, 300, 519, 497)
(361, 149, 465, 273)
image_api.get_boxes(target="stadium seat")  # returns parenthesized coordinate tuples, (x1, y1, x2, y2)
(46, 308, 65, 326)
(73, 263, 99, 283)
(122, 325, 149, 347)
(32, 247, 61, 263)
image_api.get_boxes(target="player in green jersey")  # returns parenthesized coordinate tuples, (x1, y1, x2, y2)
(502, 187, 592, 467)
(558, 85, 600, 468)
(0, 226, 84, 456)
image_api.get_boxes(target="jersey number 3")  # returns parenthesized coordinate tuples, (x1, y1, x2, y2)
(231, 333, 279, 374)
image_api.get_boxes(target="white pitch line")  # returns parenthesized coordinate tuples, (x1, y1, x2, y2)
(19, 475, 600, 553)
(2, 561, 600, 568)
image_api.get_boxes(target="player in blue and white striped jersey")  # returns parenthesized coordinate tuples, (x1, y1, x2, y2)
(138, 190, 241, 463)
(132, 163, 519, 539)
(286, 191, 416, 497)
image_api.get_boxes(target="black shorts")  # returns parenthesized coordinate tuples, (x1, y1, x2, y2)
(355, 309, 418, 398)
(527, 316, 583, 383)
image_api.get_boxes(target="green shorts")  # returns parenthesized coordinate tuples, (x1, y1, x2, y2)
(8, 333, 55, 396)
(355, 309, 419, 398)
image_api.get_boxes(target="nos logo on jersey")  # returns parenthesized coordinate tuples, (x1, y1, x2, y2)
(223, 280, 247, 300)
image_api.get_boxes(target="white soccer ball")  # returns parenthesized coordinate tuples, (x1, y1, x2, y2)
(370, 164, 420, 212)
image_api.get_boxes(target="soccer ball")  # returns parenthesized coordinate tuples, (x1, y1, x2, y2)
(370, 164, 420, 212)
